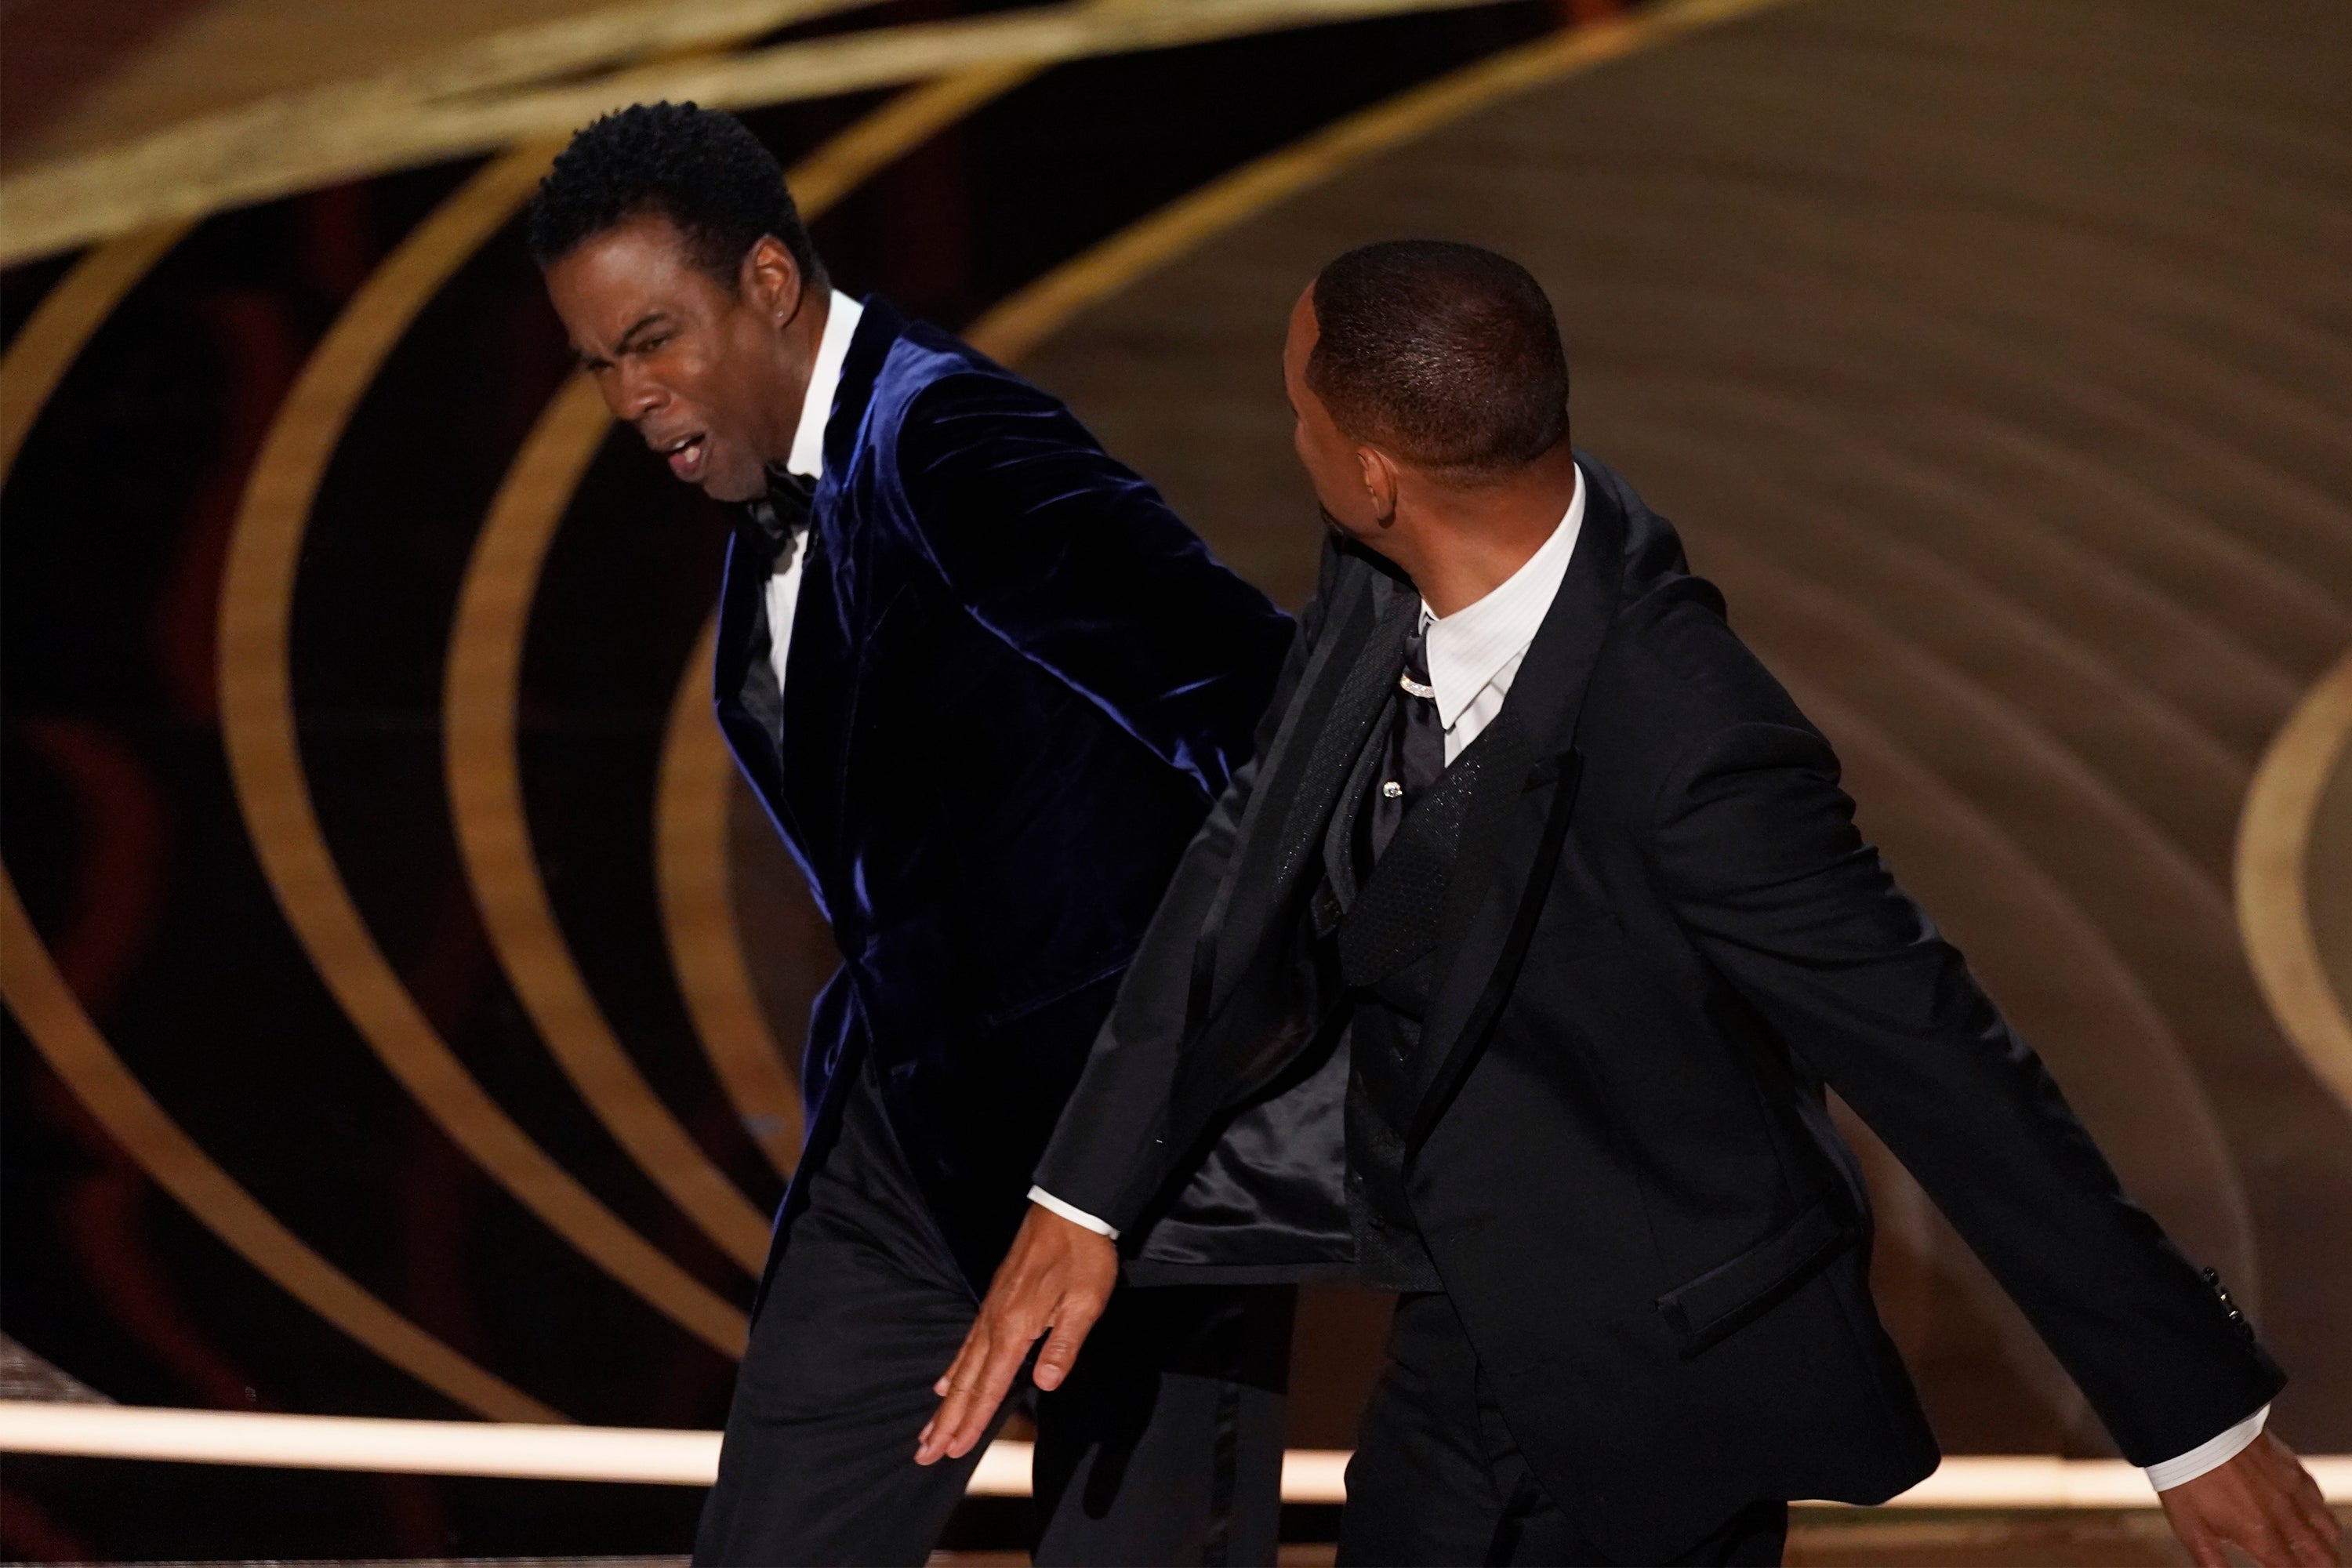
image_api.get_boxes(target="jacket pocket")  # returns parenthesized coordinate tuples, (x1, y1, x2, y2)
(979, 955, 1131, 1031)
(1655, 1196, 1853, 1358)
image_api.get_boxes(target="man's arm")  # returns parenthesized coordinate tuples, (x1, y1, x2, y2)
(1650, 716, 2336, 1565)
(897, 368, 1292, 802)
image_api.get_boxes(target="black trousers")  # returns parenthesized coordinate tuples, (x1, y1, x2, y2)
(695, 1061, 1294, 1566)
(1339, 1293, 1787, 1568)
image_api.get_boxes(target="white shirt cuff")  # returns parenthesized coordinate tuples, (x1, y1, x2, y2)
(2145, 1404, 2268, 1492)
(1027, 1186, 1120, 1240)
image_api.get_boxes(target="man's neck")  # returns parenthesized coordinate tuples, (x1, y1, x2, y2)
(1391, 444, 1579, 618)
(762, 286, 833, 467)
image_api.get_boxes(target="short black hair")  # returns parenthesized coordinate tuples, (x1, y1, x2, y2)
(1307, 240, 1568, 480)
(526, 101, 825, 290)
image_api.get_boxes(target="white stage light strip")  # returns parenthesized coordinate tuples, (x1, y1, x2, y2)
(3, 1403, 2347, 1508)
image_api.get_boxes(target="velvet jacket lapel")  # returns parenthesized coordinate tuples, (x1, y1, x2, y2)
(771, 299, 902, 862)
(1403, 462, 1624, 1151)
(711, 297, 905, 895)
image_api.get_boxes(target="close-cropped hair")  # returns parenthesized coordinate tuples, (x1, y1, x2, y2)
(1307, 240, 1569, 481)
(525, 101, 826, 292)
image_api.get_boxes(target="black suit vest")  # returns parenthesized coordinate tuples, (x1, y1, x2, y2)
(1322, 693, 1498, 1291)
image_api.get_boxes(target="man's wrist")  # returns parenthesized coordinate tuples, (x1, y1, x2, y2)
(1026, 1185, 1120, 1240)
(2146, 1404, 2269, 1492)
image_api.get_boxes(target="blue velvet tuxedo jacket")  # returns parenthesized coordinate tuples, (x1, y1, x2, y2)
(713, 297, 1290, 1292)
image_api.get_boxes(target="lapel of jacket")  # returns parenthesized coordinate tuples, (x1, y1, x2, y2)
(1405, 461, 1625, 1153)
(1196, 554, 1417, 1018)
(713, 526, 793, 822)
(772, 296, 903, 856)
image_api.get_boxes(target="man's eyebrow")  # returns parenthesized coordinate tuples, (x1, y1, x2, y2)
(612, 311, 669, 353)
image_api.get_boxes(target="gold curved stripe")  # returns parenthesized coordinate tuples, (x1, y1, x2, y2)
(655, 618, 807, 1178)
(786, 64, 1043, 216)
(0, 233, 562, 1423)
(0, 872, 564, 1423)
(5, 0, 1527, 264)
(444, 368, 810, 1189)
(2237, 646, 2352, 1120)
(217, 147, 748, 1356)
(447, 374, 775, 1272)
(0, 0, 891, 267)
(0, 225, 191, 472)
(965, 0, 1796, 361)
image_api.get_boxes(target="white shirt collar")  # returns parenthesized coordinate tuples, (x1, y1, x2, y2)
(1420, 464, 1585, 732)
(784, 289, 864, 480)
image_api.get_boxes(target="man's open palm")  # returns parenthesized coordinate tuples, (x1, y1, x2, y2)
(2160, 1433, 2342, 1566)
(916, 1205, 1119, 1465)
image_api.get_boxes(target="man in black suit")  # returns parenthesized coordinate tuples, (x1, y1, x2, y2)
(920, 241, 2341, 1567)
(531, 104, 1297, 1564)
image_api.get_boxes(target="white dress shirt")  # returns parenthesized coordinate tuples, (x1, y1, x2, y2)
(1420, 466, 1584, 761)
(764, 289, 864, 695)
(1022, 462, 2259, 1490)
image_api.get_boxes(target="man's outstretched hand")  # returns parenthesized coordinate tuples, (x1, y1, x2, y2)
(915, 1203, 1119, 1466)
(2160, 1433, 2342, 1566)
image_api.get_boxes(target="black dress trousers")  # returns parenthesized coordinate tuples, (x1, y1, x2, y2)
(695, 1058, 1294, 1566)
(1338, 1292, 1788, 1568)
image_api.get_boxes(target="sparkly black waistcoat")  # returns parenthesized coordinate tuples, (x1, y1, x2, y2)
(1320, 693, 1501, 1291)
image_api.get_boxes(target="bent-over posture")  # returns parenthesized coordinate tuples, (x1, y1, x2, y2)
(531, 103, 1298, 1566)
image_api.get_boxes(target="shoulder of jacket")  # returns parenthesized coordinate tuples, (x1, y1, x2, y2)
(1594, 575, 1811, 757)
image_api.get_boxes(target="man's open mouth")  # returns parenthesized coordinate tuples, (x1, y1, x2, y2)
(661, 432, 707, 480)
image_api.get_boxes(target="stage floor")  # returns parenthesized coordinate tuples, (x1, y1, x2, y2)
(82, 1507, 2352, 1568)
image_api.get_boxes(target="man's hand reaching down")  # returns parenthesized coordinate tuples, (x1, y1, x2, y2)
(915, 1203, 1119, 1465)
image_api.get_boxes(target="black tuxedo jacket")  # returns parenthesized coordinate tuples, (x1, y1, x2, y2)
(713, 297, 1290, 1295)
(1034, 453, 2281, 1558)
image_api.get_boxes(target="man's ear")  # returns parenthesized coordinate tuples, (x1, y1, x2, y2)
(742, 235, 803, 325)
(1357, 445, 1400, 526)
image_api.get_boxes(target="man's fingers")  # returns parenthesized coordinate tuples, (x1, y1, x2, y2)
(915, 1210, 1121, 1465)
(941, 1326, 1038, 1459)
(933, 1321, 987, 1401)
(916, 1322, 996, 1465)
(1031, 1294, 1105, 1392)
(2288, 1473, 2342, 1554)
(2288, 1526, 2336, 1568)
(2272, 1447, 2342, 1560)
(2244, 1460, 2339, 1567)
(2176, 1520, 2229, 1568)
(2164, 1495, 2228, 1568)
(2234, 1519, 2293, 1568)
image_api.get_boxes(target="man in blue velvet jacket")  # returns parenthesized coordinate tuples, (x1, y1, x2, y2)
(529, 104, 1295, 1565)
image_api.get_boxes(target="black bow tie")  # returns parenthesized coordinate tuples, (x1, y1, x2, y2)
(735, 464, 816, 568)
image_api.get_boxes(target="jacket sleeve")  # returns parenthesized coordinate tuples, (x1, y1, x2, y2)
(1649, 715, 2282, 1466)
(895, 367, 1293, 802)
(1030, 542, 1342, 1228)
